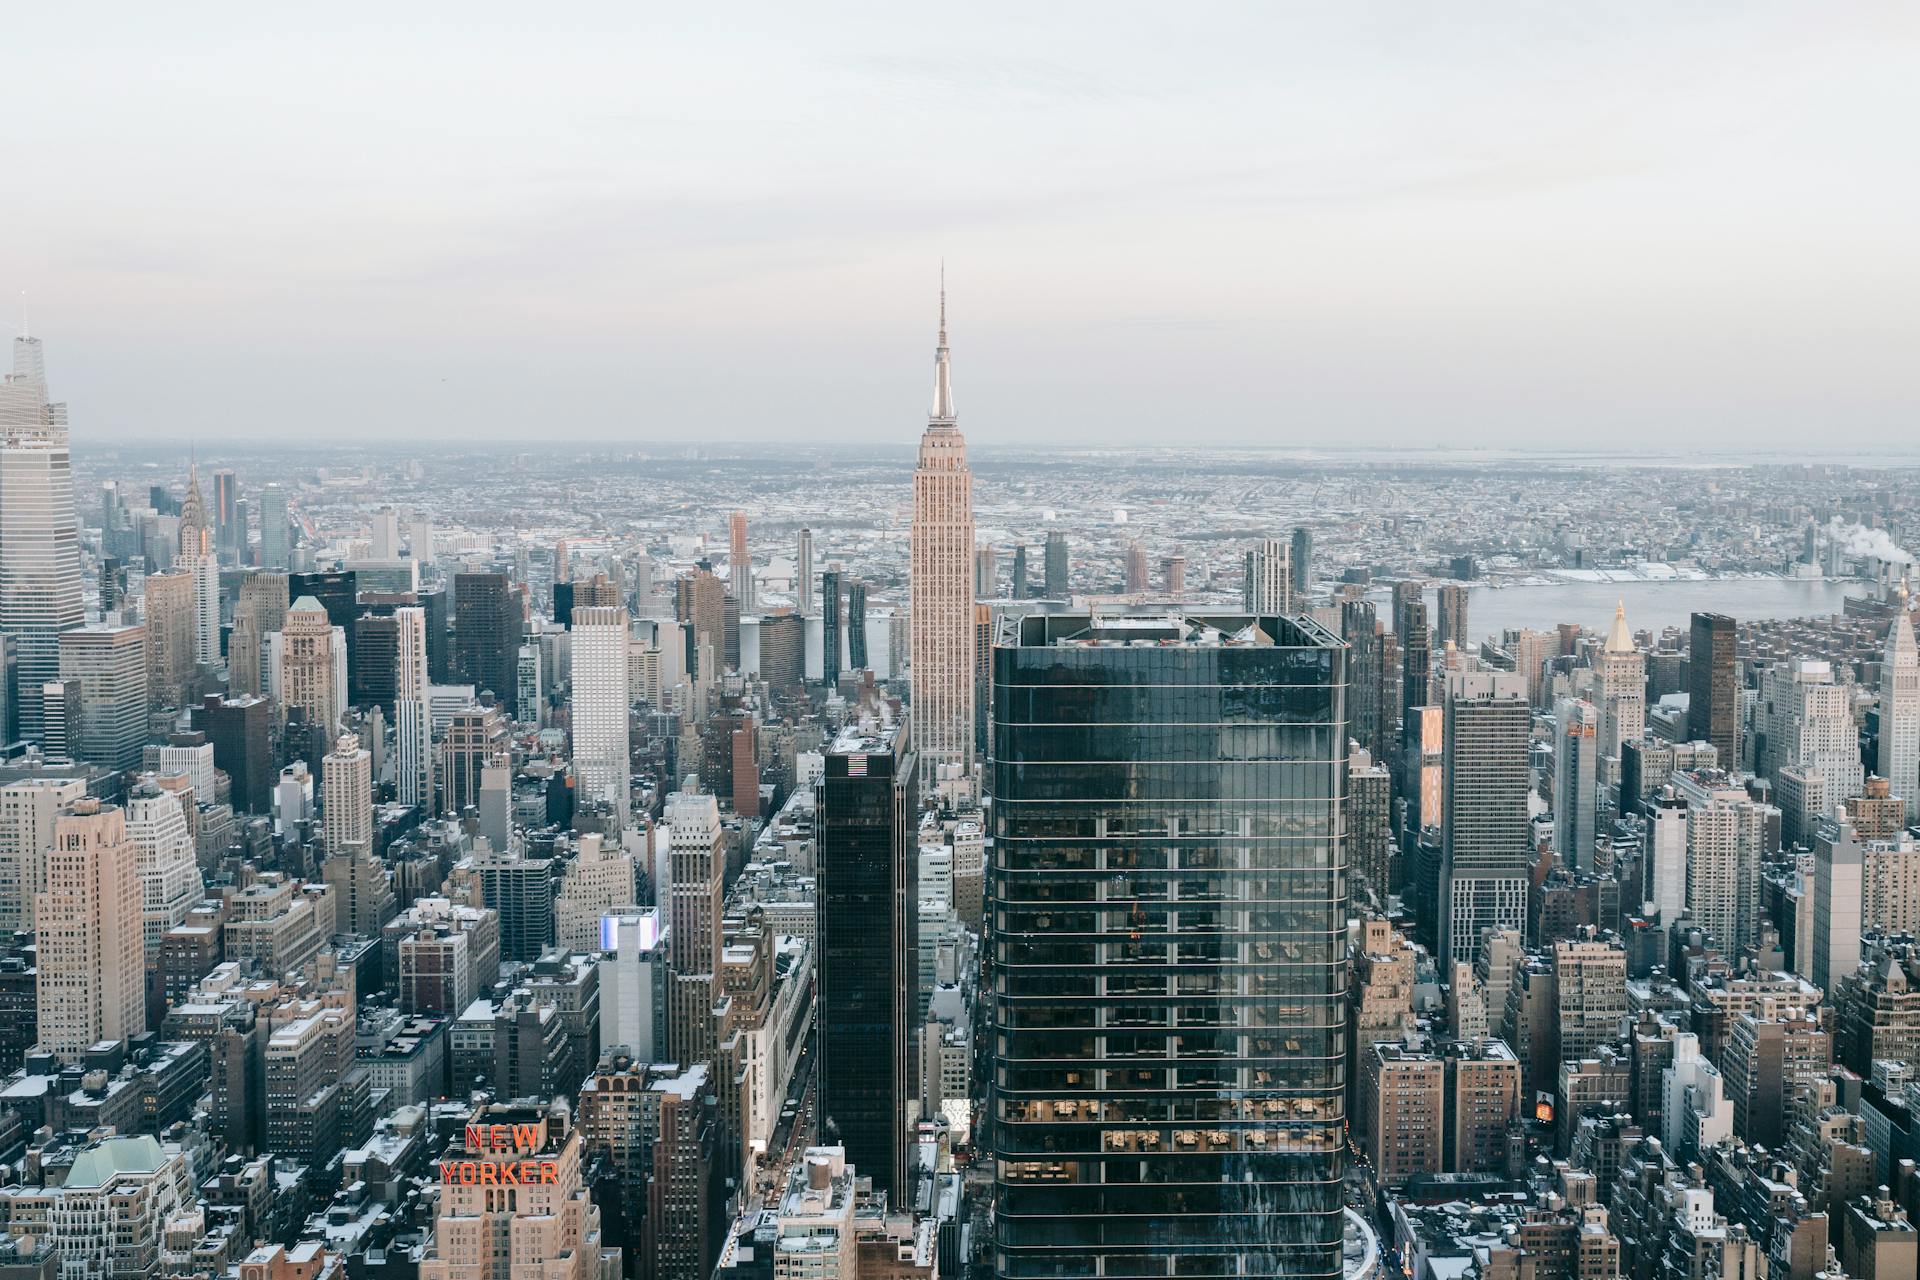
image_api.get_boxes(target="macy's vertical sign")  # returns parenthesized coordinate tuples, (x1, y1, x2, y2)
(440, 1123, 560, 1185)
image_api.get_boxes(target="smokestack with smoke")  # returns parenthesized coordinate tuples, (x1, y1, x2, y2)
(1827, 519, 1914, 566)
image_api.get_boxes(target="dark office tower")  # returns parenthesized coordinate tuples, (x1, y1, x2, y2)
(552, 579, 575, 628)
(723, 592, 741, 670)
(417, 586, 451, 682)
(821, 570, 844, 686)
(1291, 525, 1312, 599)
(287, 570, 358, 669)
(1043, 531, 1069, 599)
(1439, 672, 1531, 969)
(1123, 541, 1149, 594)
(990, 612, 1348, 1280)
(99, 556, 124, 614)
(1435, 583, 1469, 651)
(1010, 545, 1029, 600)
(1689, 612, 1739, 763)
(195, 693, 273, 814)
(455, 572, 522, 714)
(443, 700, 509, 817)
(1391, 580, 1423, 641)
(673, 567, 726, 680)
(148, 484, 175, 517)
(1343, 598, 1382, 756)
(846, 580, 868, 671)
(211, 470, 238, 551)
(759, 612, 805, 692)
(1401, 601, 1431, 728)
(817, 717, 918, 1202)
(351, 612, 400, 713)
(474, 843, 556, 962)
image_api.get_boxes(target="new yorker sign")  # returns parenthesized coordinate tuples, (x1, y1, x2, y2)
(440, 1123, 561, 1185)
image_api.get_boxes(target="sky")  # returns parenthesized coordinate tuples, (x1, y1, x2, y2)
(4, 2, 1917, 450)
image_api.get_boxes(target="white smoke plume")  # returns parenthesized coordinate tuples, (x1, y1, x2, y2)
(1827, 519, 1914, 565)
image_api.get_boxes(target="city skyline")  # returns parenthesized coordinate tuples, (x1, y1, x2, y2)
(7, 11, 1920, 1279)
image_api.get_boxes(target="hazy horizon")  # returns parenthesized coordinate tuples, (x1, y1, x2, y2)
(6, 2, 1918, 449)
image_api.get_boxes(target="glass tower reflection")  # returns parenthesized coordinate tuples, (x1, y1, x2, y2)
(989, 613, 1349, 1279)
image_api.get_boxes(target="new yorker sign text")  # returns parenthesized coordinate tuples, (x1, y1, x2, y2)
(440, 1123, 561, 1185)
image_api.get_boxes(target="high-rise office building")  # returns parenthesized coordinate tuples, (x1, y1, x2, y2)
(1291, 525, 1312, 600)
(1759, 657, 1864, 808)
(368, 507, 401, 561)
(175, 467, 221, 666)
(845, 578, 868, 672)
(40, 678, 81, 761)
(816, 717, 918, 1201)
(1439, 671, 1532, 968)
(571, 605, 631, 825)
(990, 612, 1347, 1279)
(1646, 789, 1689, 922)
(0, 776, 86, 931)
(1242, 537, 1291, 615)
(421, 1099, 616, 1280)
(1881, 591, 1920, 821)
(196, 693, 274, 814)
(1391, 580, 1423, 644)
(1812, 821, 1865, 992)
(1123, 541, 1149, 593)
(211, 469, 238, 551)
(673, 567, 725, 683)
(1162, 553, 1186, 595)
(1435, 582, 1469, 651)
(258, 482, 290, 570)
(974, 545, 998, 598)
(443, 700, 509, 818)
(797, 527, 814, 615)
(1672, 769, 1773, 956)
(728, 510, 751, 609)
(280, 596, 345, 741)
(665, 790, 723, 1070)
(396, 606, 433, 811)
(1689, 612, 1739, 764)
(0, 332, 84, 747)
(1595, 602, 1646, 764)
(820, 568, 844, 686)
(227, 571, 289, 699)
(455, 572, 521, 714)
(1401, 601, 1431, 731)
(56, 623, 148, 770)
(1010, 544, 1029, 600)
(1343, 599, 1383, 756)
(322, 730, 374, 861)
(1043, 530, 1069, 598)
(35, 799, 145, 1062)
(910, 285, 976, 786)
(124, 781, 202, 952)
(1554, 697, 1599, 872)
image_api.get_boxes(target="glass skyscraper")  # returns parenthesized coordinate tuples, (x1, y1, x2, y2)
(989, 612, 1348, 1280)
(817, 717, 919, 1200)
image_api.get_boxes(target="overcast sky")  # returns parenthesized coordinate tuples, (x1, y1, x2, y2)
(5, 3, 1917, 450)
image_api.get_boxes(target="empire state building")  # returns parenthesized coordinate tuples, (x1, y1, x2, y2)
(910, 285, 975, 788)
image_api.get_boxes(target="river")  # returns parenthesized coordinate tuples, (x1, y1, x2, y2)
(1370, 577, 1870, 644)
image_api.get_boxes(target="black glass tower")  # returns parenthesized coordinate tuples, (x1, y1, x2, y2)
(821, 570, 844, 686)
(816, 717, 918, 1200)
(990, 612, 1348, 1280)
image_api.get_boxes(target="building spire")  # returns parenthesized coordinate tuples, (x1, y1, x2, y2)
(930, 265, 954, 424)
(1604, 599, 1633, 653)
